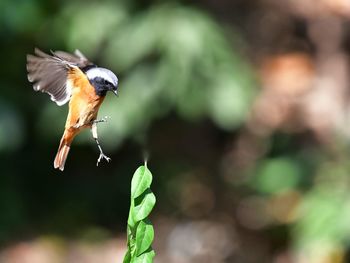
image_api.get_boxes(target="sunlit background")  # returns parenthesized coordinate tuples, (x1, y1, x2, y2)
(1, 0, 350, 262)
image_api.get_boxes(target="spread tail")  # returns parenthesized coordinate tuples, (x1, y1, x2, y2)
(54, 132, 74, 171)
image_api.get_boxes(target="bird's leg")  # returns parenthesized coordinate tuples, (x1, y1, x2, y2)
(91, 122, 111, 166)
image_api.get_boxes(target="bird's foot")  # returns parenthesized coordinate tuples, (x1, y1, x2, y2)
(96, 152, 111, 166)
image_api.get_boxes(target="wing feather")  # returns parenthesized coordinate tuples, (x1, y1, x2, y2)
(26, 48, 92, 106)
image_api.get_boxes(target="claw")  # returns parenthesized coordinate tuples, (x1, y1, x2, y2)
(92, 121, 111, 167)
(97, 152, 111, 166)
(93, 119, 106, 124)
(93, 116, 110, 125)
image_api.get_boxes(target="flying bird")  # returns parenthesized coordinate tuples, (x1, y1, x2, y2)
(26, 48, 119, 171)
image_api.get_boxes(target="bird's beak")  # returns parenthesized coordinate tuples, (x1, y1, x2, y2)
(112, 90, 118, 97)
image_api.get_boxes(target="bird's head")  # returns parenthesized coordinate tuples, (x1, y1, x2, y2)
(86, 67, 119, 97)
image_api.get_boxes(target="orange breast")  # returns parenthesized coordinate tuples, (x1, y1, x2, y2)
(65, 67, 105, 129)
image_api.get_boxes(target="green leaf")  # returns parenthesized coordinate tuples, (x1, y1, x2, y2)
(127, 226, 137, 257)
(135, 220, 154, 256)
(133, 250, 156, 263)
(131, 166, 153, 199)
(126, 225, 135, 249)
(124, 164, 156, 263)
(128, 199, 136, 227)
(123, 249, 131, 263)
(132, 191, 156, 221)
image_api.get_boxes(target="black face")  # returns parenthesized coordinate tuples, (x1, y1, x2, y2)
(90, 77, 117, 97)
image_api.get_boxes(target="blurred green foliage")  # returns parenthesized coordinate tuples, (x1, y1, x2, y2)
(33, 2, 255, 150)
(254, 157, 303, 194)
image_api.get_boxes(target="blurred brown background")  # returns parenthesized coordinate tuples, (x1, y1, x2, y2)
(1, 0, 350, 262)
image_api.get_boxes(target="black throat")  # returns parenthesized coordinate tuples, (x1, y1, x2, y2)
(89, 77, 108, 97)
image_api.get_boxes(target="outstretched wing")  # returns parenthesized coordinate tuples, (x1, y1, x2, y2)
(26, 48, 93, 106)
(51, 49, 91, 66)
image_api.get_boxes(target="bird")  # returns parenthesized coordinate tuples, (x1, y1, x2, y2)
(26, 48, 119, 171)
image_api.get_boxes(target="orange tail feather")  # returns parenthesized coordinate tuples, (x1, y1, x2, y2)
(54, 131, 75, 171)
